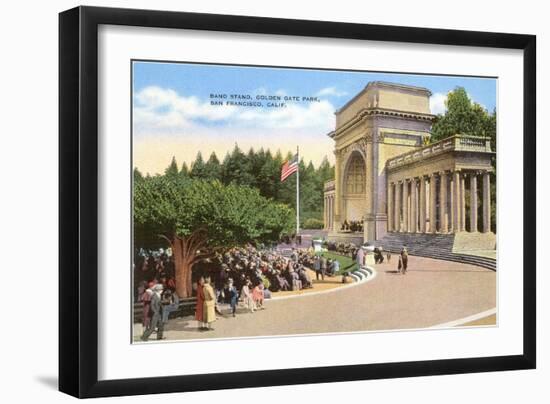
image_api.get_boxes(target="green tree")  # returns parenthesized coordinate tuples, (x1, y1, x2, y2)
(133, 167, 144, 183)
(431, 87, 496, 144)
(164, 156, 179, 179)
(179, 161, 189, 179)
(221, 144, 255, 186)
(190, 151, 206, 178)
(299, 161, 322, 224)
(317, 156, 335, 185)
(255, 150, 279, 199)
(203, 152, 221, 180)
(134, 176, 294, 297)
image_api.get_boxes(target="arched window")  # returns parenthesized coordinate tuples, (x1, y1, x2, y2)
(345, 154, 365, 195)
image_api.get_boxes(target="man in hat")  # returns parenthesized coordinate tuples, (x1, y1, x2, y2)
(141, 284, 166, 341)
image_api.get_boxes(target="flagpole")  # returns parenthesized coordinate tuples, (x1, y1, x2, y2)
(296, 145, 300, 237)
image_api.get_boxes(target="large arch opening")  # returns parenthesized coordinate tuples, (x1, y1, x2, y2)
(342, 151, 366, 230)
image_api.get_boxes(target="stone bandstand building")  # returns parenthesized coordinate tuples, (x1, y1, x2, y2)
(323, 82, 496, 255)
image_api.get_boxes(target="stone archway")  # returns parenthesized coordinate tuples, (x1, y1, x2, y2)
(342, 150, 367, 223)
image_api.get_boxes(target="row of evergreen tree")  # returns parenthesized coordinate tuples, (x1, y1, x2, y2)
(134, 145, 335, 226)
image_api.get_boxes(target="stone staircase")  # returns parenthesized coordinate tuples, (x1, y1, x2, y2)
(349, 265, 374, 282)
(378, 232, 496, 271)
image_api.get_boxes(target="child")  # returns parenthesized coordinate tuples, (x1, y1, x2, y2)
(252, 283, 265, 310)
(241, 279, 255, 313)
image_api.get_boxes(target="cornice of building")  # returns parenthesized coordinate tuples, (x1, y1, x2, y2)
(335, 81, 433, 116)
(328, 107, 436, 139)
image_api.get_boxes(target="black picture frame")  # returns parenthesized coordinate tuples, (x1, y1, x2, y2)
(59, 5, 536, 398)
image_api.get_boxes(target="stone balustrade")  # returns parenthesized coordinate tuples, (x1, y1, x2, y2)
(387, 135, 492, 170)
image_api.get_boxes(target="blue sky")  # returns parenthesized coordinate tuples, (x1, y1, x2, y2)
(132, 61, 496, 174)
(134, 61, 496, 114)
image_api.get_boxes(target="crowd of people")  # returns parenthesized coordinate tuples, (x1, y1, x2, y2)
(135, 242, 410, 340)
(339, 220, 364, 233)
(135, 244, 345, 339)
(133, 249, 177, 341)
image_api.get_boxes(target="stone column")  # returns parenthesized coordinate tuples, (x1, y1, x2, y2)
(387, 183, 393, 232)
(402, 180, 409, 232)
(333, 152, 341, 228)
(419, 176, 426, 233)
(324, 196, 327, 229)
(460, 173, 466, 232)
(327, 195, 331, 230)
(395, 181, 401, 232)
(439, 171, 448, 233)
(449, 176, 454, 232)
(470, 173, 478, 232)
(483, 171, 491, 233)
(411, 178, 418, 232)
(429, 173, 437, 233)
(330, 196, 334, 230)
(453, 170, 461, 233)
(332, 196, 335, 230)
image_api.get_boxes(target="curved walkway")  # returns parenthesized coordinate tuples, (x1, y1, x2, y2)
(134, 255, 496, 342)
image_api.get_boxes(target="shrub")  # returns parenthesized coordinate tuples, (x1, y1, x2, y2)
(303, 218, 324, 229)
(261, 275, 271, 290)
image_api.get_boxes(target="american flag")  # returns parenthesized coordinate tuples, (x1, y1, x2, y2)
(280, 154, 299, 182)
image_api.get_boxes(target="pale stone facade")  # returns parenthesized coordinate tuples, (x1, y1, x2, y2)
(385, 135, 494, 235)
(323, 81, 495, 245)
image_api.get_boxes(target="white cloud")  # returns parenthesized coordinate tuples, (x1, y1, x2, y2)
(315, 86, 348, 97)
(429, 92, 447, 115)
(134, 86, 336, 134)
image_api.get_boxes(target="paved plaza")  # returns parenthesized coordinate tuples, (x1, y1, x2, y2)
(134, 255, 496, 342)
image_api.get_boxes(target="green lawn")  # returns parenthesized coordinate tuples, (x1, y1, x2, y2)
(322, 251, 358, 274)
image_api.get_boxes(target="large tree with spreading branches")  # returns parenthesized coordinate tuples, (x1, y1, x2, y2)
(134, 176, 294, 297)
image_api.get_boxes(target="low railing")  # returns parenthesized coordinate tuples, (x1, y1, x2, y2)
(386, 134, 491, 170)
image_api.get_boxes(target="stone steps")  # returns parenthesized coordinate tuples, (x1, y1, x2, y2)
(350, 266, 373, 282)
(379, 233, 496, 271)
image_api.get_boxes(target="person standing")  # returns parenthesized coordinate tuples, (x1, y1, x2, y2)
(400, 246, 409, 274)
(319, 255, 327, 281)
(195, 277, 205, 330)
(252, 283, 264, 310)
(241, 279, 255, 313)
(141, 284, 166, 341)
(356, 247, 365, 268)
(202, 277, 217, 330)
(140, 281, 154, 331)
(225, 278, 239, 317)
(313, 255, 322, 281)
(329, 259, 340, 276)
(161, 288, 179, 324)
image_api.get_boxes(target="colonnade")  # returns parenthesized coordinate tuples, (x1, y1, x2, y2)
(387, 170, 492, 234)
(324, 193, 335, 230)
